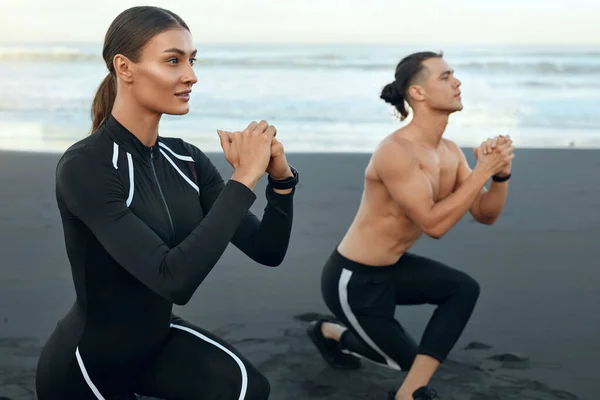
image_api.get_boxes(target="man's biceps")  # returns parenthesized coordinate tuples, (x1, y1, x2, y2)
(392, 187, 425, 210)
(405, 195, 431, 215)
(387, 183, 411, 203)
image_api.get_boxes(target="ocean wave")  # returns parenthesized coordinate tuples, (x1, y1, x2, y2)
(489, 80, 600, 89)
(3, 103, 600, 130)
(2, 47, 600, 76)
(0, 47, 101, 62)
(0, 47, 349, 64)
(178, 58, 600, 74)
(448, 49, 600, 58)
(457, 61, 600, 74)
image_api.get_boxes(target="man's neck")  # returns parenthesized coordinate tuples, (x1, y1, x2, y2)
(111, 94, 161, 147)
(404, 109, 449, 148)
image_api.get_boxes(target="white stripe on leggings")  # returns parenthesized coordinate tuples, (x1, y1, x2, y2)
(170, 323, 248, 399)
(338, 268, 401, 370)
(75, 346, 106, 399)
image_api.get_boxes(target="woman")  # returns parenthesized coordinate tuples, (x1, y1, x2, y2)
(35, 6, 298, 400)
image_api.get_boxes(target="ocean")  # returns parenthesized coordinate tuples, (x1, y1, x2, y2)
(1, 42, 600, 153)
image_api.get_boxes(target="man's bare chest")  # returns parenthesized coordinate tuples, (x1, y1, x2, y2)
(417, 150, 460, 202)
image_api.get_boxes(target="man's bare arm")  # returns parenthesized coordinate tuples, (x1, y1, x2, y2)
(374, 141, 491, 239)
(450, 140, 510, 225)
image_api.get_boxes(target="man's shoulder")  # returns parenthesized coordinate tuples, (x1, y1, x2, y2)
(370, 136, 420, 183)
(374, 135, 417, 166)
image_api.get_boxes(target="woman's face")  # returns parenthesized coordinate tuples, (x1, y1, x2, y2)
(128, 27, 198, 116)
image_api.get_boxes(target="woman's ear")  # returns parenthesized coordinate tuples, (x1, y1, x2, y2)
(113, 54, 134, 84)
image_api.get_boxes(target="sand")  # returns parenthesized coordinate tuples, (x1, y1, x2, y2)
(0, 149, 598, 400)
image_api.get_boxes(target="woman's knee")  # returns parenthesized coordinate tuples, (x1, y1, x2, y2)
(457, 273, 481, 304)
(245, 367, 271, 400)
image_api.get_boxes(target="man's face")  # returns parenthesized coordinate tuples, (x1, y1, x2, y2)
(418, 57, 463, 114)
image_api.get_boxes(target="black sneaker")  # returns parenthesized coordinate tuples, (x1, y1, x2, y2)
(387, 386, 439, 400)
(306, 318, 361, 369)
(387, 387, 397, 400)
(413, 386, 439, 399)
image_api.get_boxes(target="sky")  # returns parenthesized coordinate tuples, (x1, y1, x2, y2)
(0, 0, 599, 45)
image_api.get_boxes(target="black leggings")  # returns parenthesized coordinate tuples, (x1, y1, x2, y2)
(35, 317, 270, 400)
(321, 250, 481, 371)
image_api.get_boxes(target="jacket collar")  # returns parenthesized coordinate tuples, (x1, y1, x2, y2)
(103, 114, 161, 163)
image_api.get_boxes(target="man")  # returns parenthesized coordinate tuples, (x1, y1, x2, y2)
(307, 51, 514, 400)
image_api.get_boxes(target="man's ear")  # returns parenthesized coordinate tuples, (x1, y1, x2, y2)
(113, 54, 134, 84)
(407, 84, 426, 103)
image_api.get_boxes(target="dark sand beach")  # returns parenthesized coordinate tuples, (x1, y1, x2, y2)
(0, 148, 598, 400)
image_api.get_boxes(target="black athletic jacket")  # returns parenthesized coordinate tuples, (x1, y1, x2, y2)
(54, 114, 294, 368)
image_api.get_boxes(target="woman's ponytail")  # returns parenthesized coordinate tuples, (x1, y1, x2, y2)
(90, 73, 116, 134)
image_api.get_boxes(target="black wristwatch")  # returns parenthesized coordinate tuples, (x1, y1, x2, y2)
(492, 173, 511, 182)
(268, 165, 299, 190)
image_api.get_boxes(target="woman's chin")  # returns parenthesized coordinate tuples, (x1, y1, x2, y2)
(162, 105, 191, 116)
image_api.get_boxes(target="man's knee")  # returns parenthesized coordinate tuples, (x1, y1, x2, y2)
(245, 368, 271, 400)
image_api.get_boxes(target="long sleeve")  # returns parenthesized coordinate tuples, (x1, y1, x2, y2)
(190, 146, 294, 267)
(57, 148, 257, 305)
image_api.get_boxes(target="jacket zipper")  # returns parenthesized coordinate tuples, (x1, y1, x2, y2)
(150, 149, 175, 240)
